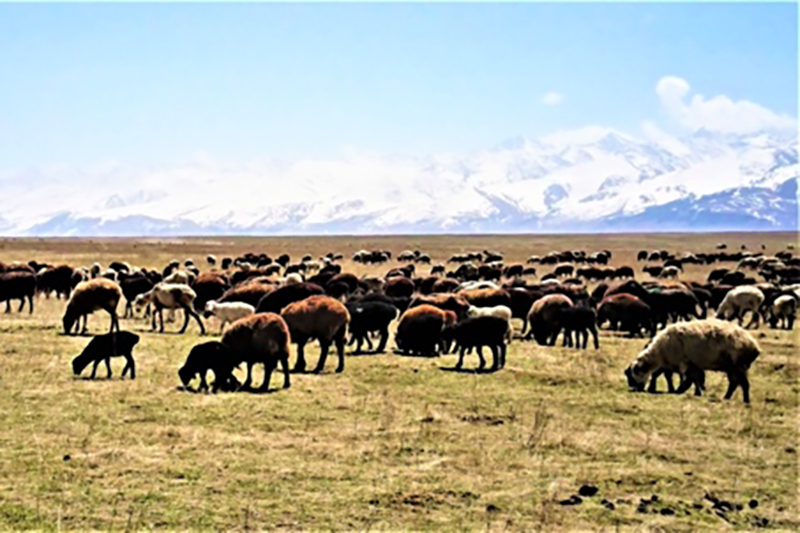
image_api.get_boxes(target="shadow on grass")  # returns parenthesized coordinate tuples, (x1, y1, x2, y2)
(439, 366, 501, 374)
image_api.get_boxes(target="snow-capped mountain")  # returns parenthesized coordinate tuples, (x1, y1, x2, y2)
(1, 128, 796, 235)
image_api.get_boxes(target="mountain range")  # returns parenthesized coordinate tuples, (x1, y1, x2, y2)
(1, 127, 796, 236)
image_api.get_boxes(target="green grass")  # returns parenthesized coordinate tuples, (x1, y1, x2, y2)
(0, 233, 797, 530)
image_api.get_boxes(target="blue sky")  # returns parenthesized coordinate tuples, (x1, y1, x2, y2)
(0, 3, 797, 168)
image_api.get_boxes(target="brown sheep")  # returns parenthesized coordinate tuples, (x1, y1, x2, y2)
(222, 313, 292, 391)
(218, 282, 276, 308)
(523, 293, 573, 345)
(63, 278, 122, 335)
(431, 278, 460, 293)
(385, 276, 416, 298)
(281, 295, 350, 374)
(191, 272, 229, 311)
(0, 271, 36, 313)
(457, 288, 512, 309)
(409, 293, 470, 319)
(395, 304, 448, 356)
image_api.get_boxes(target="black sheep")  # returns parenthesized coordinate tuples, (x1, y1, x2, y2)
(72, 331, 140, 380)
(441, 315, 508, 371)
(178, 341, 240, 392)
(346, 300, 398, 353)
(552, 306, 599, 349)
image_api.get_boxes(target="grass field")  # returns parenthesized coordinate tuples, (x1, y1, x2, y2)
(0, 233, 797, 530)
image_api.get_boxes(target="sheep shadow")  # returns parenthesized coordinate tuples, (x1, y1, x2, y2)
(391, 349, 440, 359)
(347, 350, 386, 357)
(439, 366, 501, 375)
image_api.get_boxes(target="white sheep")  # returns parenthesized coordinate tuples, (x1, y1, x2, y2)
(625, 319, 761, 403)
(459, 281, 500, 291)
(466, 305, 513, 343)
(716, 285, 765, 329)
(766, 294, 797, 330)
(659, 265, 681, 279)
(204, 300, 255, 334)
(163, 270, 194, 285)
(134, 283, 205, 334)
(284, 273, 303, 286)
(302, 260, 321, 275)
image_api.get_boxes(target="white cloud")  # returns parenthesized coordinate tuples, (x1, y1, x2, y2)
(656, 76, 796, 134)
(541, 91, 564, 106)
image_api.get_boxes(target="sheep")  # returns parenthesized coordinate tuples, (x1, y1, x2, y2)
(221, 313, 292, 391)
(281, 295, 350, 374)
(206, 254, 217, 266)
(119, 273, 155, 318)
(624, 319, 761, 403)
(457, 288, 512, 309)
(551, 306, 599, 349)
(360, 276, 386, 294)
(163, 270, 194, 285)
(716, 285, 765, 329)
(765, 294, 797, 330)
(35, 265, 75, 300)
(218, 282, 276, 308)
(256, 282, 325, 313)
(385, 276, 415, 298)
(204, 301, 256, 334)
(597, 294, 655, 337)
(395, 304, 449, 357)
(72, 331, 140, 380)
(441, 316, 508, 371)
(345, 300, 398, 354)
(659, 265, 681, 279)
(409, 293, 470, 320)
(284, 272, 304, 285)
(466, 305, 513, 343)
(523, 293, 573, 345)
(458, 281, 500, 291)
(431, 278, 460, 293)
(178, 341, 241, 392)
(63, 278, 122, 335)
(134, 283, 206, 335)
(0, 271, 36, 314)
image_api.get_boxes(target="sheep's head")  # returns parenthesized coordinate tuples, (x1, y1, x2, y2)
(203, 301, 216, 319)
(178, 364, 195, 389)
(62, 309, 77, 335)
(624, 359, 651, 391)
(133, 294, 149, 316)
(72, 354, 90, 376)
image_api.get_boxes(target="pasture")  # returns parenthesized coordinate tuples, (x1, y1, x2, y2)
(0, 233, 797, 531)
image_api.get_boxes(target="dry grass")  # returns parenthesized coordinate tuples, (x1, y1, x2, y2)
(0, 233, 797, 531)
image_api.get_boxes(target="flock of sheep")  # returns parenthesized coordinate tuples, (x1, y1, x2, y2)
(1, 241, 798, 403)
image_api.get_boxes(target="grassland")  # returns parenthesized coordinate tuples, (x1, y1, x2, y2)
(0, 233, 797, 531)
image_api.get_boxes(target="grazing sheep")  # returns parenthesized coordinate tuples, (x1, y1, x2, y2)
(409, 293, 470, 319)
(206, 255, 217, 266)
(204, 301, 256, 334)
(659, 265, 681, 279)
(178, 341, 241, 392)
(256, 282, 325, 313)
(63, 278, 122, 335)
(163, 270, 194, 285)
(36, 265, 75, 300)
(0, 271, 36, 313)
(523, 294, 573, 345)
(624, 319, 761, 403)
(119, 273, 155, 318)
(71, 331, 140, 380)
(218, 282, 276, 308)
(221, 313, 292, 391)
(552, 306, 599, 349)
(765, 294, 797, 330)
(466, 305, 513, 343)
(597, 294, 655, 337)
(134, 283, 206, 335)
(395, 304, 449, 356)
(281, 295, 350, 373)
(716, 285, 765, 329)
(346, 300, 398, 353)
(441, 316, 508, 371)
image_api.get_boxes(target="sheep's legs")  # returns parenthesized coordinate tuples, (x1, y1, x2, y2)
(279, 352, 291, 388)
(122, 354, 135, 379)
(180, 305, 206, 335)
(80, 315, 88, 335)
(4, 301, 10, 313)
(90, 360, 100, 379)
(105, 357, 112, 378)
(476, 346, 486, 370)
(314, 341, 330, 374)
(590, 326, 599, 349)
(489, 345, 500, 371)
(242, 362, 254, 390)
(725, 371, 750, 403)
(376, 328, 389, 353)
(27, 295, 34, 314)
(292, 339, 307, 373)
(455, 347, 466, 369)
(18, 298, 25, 313)
(334, 327, 346, 372)
(259, 362, 276, 392)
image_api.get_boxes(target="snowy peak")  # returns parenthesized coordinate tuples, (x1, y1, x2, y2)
(0, 129, 796, 235)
